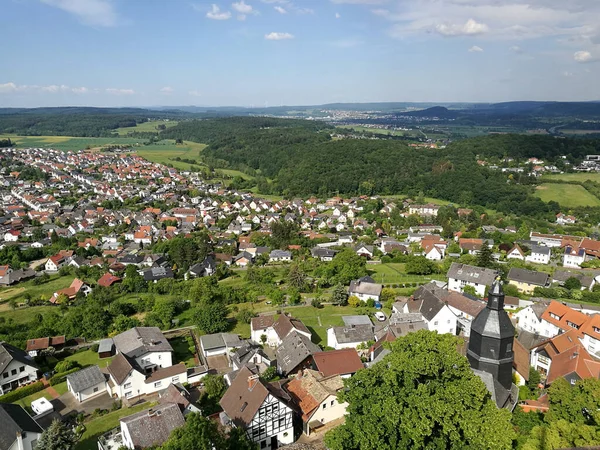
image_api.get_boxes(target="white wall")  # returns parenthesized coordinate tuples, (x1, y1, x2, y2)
(428, 307, 457, 335)
(68, 379, 107, 403)
(581, 333, 600, 357)
(306, 394, 347, 435)
(0, 360, 38, 395)
(515, 307, 543, 334)
(7, 431, 43, 450)
(448, 278, 486, 297)
(133, 351, 172, 371)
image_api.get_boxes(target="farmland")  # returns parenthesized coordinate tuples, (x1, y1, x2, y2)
(0, 274, 76, 308)
(114, 120, 179, 135)
(0, 135, 143, 151)
(534, 183, 600, 207)
(543, 173, 600, 183)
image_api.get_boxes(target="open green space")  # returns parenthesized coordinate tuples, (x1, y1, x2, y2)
(534, 183, 600, 207)
(0, 274, 75, 307)
(368, 263, 446, 285)
(114, 120, 179, 135)
(169, 336, 197, 367)
(0, 135, 143, 152)
(543, 172, 600, 183)
(75, 402, 157, 450)
(63, 349, 114, 369)
(134, 140, 207, 168)
(337, 125, 418, 137)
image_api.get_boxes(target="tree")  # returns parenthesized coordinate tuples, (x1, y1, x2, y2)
(331, 283, 348, 306)
(311, 297, 322, 308)
(324, 331, 515, 450)
(204, 374, 227, 400)
(476, 242, 495, 268)
(35, 419, 77, 450)
(348, 296, 361, 307)
(194, 303, 229, 334)
(564, 277, 582, 291)
(405, 256, 434, 275)
(8, 299, 17, 310)
(463, 285, 478, 297)
(122, 265, 147, 293)
(287, 263, 307, 291)
(527, 367, 541, 393)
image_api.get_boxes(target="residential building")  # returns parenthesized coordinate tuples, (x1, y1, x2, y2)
(112, 327, 174, 372)
(408, 204, 440, 217)
(67, 365, 108, 402)
(310, 348, 363, 378)
(220, 367, 295, 450)
(507, 268, 550, 295)
(506, 244, 525, 261)
(327, 324, 373, 350)
(269, 250, 292, 262)
(276, 331, 321, 375)
(447, 263, 498, 297)
(404, 284, 458, 335)
(0, 343, 39, 395)
(120, 403, 185, 449)
(0, 403, 43, 450)
(311, 247, 336, 262)
(539, 301, 589, 338)
(199, 333, 242, 358)
(348, 276, 382, 303)
(563, 245, 586, 268)
(286, 369, 348, 436)
(187, 256, 216, 278)
(580, 315, 600, 357)
(25, 336, 65, 357)
(515, 302, 549, 335)
(526, 245, 551, 265)
(253, 314, 311, 348)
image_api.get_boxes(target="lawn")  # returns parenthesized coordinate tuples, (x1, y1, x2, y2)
(169, 336, 197, 367)
(114, 120, 179, 135)
(63, 349, 113, 369)
(134, 140, 207, 171)
(534, 183, 600, 207)
(0, 274, 75, 307)
(368, 263, 446, 285)
(0, 135, 143, 152)
(74, 402, 157, 450)
(543, 173, 600, 183)
(0, 305, 56, 324)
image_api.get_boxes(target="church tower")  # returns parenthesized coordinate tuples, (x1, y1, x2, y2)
(467, 279, 515, 392)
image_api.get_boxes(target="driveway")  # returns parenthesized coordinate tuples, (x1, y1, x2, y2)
(52, 391, 116, 418)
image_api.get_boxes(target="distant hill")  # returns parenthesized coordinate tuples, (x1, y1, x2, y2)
(403, 106, 461, 119)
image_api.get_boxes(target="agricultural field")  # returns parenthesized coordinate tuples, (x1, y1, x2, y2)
(337, 125, 418, 137)
(133, 140, 207, 169)
(543, 173, 600, 183)
(534, 183, 600, 207)
(114, 120, 179, 135)
(0, 135, 143, 151)
(0, 274, 76, 308)
(368, 263, 446, 286)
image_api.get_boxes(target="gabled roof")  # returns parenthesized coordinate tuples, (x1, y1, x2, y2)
(67, 365, 106, 393)
(251, 315, 275, 332)
(507, 268, 550, 286)
(513, 338, 530, 381)
(447, 263, 497, 286)
(540, 301, 589, 333)
(112, 327, 173, 358)
(107, 352, 138, 385)
(0, 403, 42, 450)
(219, 366, 271, 427)
(286, 369, 344, 421)
(273, 314, 310, 340)
(580, 314, 600, 342)
(276, 331, 321, 374)
(311, 349, 363, 377)
(121, 403, 185, 449)
(348, 277, 382, 297)
(546, 344, 600, 384)
(159, 383, 192, 411)
(0, 342, 38, 375)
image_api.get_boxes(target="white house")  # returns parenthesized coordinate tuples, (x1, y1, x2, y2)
(506, 245, 525, 261)
(408, 204, 440, 217)
(220, 368, 295, 450)
(0, 403, 43, 450)
(327, 324, 373, 350)
(199, 333, 242, 358)
(269, 250, 292, 263)
(556, 213, 576, 225)
(67, 365, 108, 403)
(45, 254, 66, 272)
(0, 342, 39, 395)
(563, 246, 585, 268)
(250, 316, 277, 345)
(404, 286, 457, 335)
(348, 276, 382, 303)
(515, 302, 548, 335)
(120, 403, 185, 449)
(425, 245, 444, 261)
(447, 263, 498, 297)
(3, 230, 19, 242)
(580, 315, 600, 357)
(526, 245, 551, 265)
(112, 327, 174, 374)
(251, 314, 312, 347)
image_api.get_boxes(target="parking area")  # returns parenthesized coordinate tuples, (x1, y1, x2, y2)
(53, 391, 116, 418)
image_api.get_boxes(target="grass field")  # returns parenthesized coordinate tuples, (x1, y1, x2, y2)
(134, 140, 207, 170)
(534, 183, 600, 207)
(169, 336, 197, 367)
(368, 263, 446, 285)
(114, 120, 179, 136)
(0, 275, 75, 308)
(63, 349, 114, 369)
(0, 135, 143, 152)
(337, 125, 418, 137)
(543, 173, 600, 183)
(75, 402, 157, 450)
(561, 129, 600, 135)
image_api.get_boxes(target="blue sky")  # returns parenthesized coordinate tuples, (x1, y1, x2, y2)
(2, 0, 600, 107)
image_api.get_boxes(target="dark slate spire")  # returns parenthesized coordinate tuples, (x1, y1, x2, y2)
(487, 278, 504, 311)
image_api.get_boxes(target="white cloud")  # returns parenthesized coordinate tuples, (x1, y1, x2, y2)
(41, 0, 118, 27)
(0, 82, 91, 94)
(72, 87, 88, 94)
(265, 31, 294, 40)
(0, 83, 18, 94)
(509, 45, 523, 53)
(232, 0, 254, 14)
(206, 4, 232, 20)
(189, 90, 202, 97)
(574, 50, 594, 62)
(106, 88, 135, 95)
(435, 19, 489, 37)
(274, 6, 287, 13)
(468, 45, 484, 52)
(160, 86, 174, 94)
(335, 12, 341, 19)
(330, 0, 387, 4)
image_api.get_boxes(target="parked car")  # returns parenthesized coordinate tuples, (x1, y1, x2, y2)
(374, 312, 386, 322)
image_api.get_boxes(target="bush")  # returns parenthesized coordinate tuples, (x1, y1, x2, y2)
(0, 381, 45, 403)
(54, 360, 79, 373)
(366, 298, 375, 308)
(348, 296, 361, 308)
(311, 297, 322, 308)
(90, 343, 99, 353)
(236, 309, 256, 324)
(49, 367, 81, 386)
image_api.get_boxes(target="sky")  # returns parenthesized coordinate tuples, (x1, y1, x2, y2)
(2, 0, 600, 107)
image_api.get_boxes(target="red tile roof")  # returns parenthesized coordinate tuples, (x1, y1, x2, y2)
(311, 349, 364, 377)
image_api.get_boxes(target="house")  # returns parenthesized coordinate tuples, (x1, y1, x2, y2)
(553, 270, 596, 291)
(563, 245, 586, 268)
(0, 403, 43, 450)
(0, 269, 35, 287)
(234, 252, 254, 267)
(311, 247, 336, 262)
(276, 331, 321, 375)
(25, 336, 66, 357)
(98, 338, 115, 359)
(506, 244, 525, 260)
(158, 383, 201, 416)
(443, 291, 486, 337)
(513, 338, 530, 386)
(515, 302, 549, 335)
(408, 204, 440, 217)
(141, 266, 174, 283)
(310, 348, 363, 378)
(354, 244, 374, 259)
(45, 254, 66, 271)
(250, 316, 276, 345)
(404, 284, 458, 335)
(269, 250, 292, 263)
(49, 278, 92, 304)
(526, 245, 551, 265)
(187, 256, 216, 278)
(67, 365, 108, 402)
(327, 324, 373, 350)
(98, 273, 122, 287)
(580, 314, 600, 357)
(0, 343, 39, 395)
(447, 263, 498, 297)
(255, 314, 312, 348)
(286, 369, 348, 436)
(539, 301, 589, 338)
(220, 367, 295, 450)
(120, 403, 185, 449)
(199, 333, 242, 358)
(507, 268, 550, 295)
(348, 276, 382, 303)
(3, 230, 20, 242)
(230, 341, 274, 376)
(112, 327, 174, 373)
(556, 213, 576, 225)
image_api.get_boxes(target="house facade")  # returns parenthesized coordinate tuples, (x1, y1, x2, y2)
(0, 343, 39, 395)
(447, 263, 498, 297)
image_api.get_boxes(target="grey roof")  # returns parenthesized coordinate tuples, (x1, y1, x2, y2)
(410, 286, 447, 321)
(517, 330, 547, 350)
(0, 342, 38, 375)
(200, 333, 242, 351)
(276, 331, 321, 375)
(553, 270, 595, 289)
(189, 256, 216, 275)
(311, 247, 336, 258)
(530, 245, 551, 256)
(507, 268, 550, 286)
(142, 266, 174, 281)
(329, 324, 373, 345)
(67, 365, 106, 393)
(0, 269, 36, 286)
(447, 263, 498, 286)
(98, 338, 114, 354)
(342, 315, 373, 327)
(349, 277, 382, 297)
(472, 369, 518, 410)
(0, 403, 43, 450)
(121, 403, 185, 449)
(112, 327, 173, 359)
(270, 249, 292, 258)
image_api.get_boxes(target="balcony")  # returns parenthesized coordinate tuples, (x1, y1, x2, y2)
(97, 428, 123, 450)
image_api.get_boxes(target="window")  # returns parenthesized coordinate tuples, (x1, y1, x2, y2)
(125, 391, 132, 398)
(507, 344, 512, 352)
(172, 376, 179, 383)
(19, 366, 25, 373)
(447, 320, 451, 324)
(158, 355, 162, 360)
(279, 417, 286, 428)
(21, 432, 27, 439)
(3, 373, 8, 379)
(323, 403, 326, 409)
(261, 440, 267, 449)
(154, 381, 162, 388)
(124, 382, 132, 389)
(11, 369, 16, 376)
(331, 400, 335, 406)
(93, 387, 99, 393)
(434, 321, 438, 326)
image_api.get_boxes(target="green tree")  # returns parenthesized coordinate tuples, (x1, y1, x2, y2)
(287, 263, 307, 291)
(204, 374, 227, 400)
(194, 303, 229, 334)
(527, 367, 542, 393)
(476, 242, 495, 268)
(35, 419, 77, 450)
(522, 420, 600, 450)
(564, 277, 582, 291)
(405, 256, 434, 275)
(546, 378, 600, 425)
(463, 285, 478, 297)
(331, 283, 349, 306)
(324, 331, 515, 450)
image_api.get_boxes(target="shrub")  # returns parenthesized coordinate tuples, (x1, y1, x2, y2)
(311, 297, 322, 309)
(348, 296, 361, 308)
(366, 299, 375, 308)
(0, 381, 45, 403)
(54, 360, 79, 373)
(90, 343, 99, 353)
(49, 367, 81, 386)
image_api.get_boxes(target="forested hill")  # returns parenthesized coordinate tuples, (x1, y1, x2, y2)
(162, 117, 594, 218)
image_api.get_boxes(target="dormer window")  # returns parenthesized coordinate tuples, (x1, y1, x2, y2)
(550, 313, 560, 320)
(567, 321, 580, 329)
(593, 326, 600, 334)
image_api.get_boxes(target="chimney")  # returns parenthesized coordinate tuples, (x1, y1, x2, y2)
(248, 374, 259, 391)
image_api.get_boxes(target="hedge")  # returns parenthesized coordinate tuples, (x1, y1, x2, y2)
(49, 367, 81, 386)
(0, 381, 45, 403)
